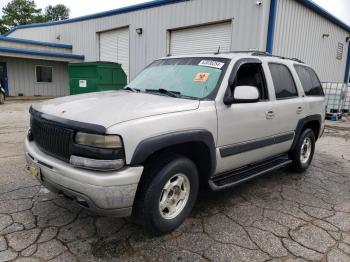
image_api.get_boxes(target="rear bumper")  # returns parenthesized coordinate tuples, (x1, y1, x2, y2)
(24, 138, 144, 217)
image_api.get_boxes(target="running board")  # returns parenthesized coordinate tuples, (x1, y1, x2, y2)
(209, 155, 292, 191)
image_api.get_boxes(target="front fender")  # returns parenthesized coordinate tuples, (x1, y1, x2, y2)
(130, 129, 216, 174)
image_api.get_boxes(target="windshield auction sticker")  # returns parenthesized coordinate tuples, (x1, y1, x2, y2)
(193, 72, 210, 82)
(198, 60, 225, 69)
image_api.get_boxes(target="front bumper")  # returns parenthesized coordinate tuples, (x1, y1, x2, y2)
(25, 138, 143, 217)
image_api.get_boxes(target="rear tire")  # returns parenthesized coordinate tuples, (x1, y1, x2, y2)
(289, 128, 315, 172)
(134, 154, 199, 235)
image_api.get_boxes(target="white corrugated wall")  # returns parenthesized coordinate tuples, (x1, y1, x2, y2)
(8, 0, 271, 80)
(3, 57, 69, 96)
(273, 0, 349, 82)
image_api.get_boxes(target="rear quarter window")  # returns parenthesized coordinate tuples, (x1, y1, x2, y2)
(294, 65, 324, 96)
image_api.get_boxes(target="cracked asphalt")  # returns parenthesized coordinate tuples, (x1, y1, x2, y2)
(1, 100, 350, 262)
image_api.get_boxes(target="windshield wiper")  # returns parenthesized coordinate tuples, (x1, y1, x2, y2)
(145, 88, 181, 98)
(124, 86, 140, 92)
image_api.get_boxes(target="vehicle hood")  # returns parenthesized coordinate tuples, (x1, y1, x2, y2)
(32, 91, 200, 128)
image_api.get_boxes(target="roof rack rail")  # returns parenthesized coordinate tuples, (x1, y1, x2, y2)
(251, 52, 304, 63)
(250, 51, 271, 56)
(210, 50, 305, 64)
(289, 58, 304, 63)
(213, 50, 261, 55)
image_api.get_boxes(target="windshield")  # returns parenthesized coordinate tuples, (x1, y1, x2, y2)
(128, 57, 229, 99)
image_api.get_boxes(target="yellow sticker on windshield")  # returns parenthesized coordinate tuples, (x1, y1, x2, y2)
(194, 72, 210, 83)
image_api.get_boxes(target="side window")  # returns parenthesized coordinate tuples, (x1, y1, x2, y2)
(294, 65, 324, 96)
(268, 63, 298, 99)
(232, 63, 269, 100)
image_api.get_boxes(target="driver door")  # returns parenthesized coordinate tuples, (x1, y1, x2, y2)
(215, 60, 281, 174)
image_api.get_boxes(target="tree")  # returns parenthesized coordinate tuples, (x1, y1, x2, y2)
(1, 0, 42, 32)
(44, 4, 70, 21)
(0, 0, 70, 35)
(0, 20, 7, 35)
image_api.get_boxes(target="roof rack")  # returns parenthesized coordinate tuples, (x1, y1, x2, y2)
(169, 50, 304, 64)
(251, 51, 304, 63)
(289, 58, 305, 63)
(250, 51, 271, 56)
(213, 50, 260, 55)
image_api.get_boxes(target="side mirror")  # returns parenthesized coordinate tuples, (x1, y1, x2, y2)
(224, 85, 260, 105)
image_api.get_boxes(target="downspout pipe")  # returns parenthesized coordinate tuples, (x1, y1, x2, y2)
(266, 0, 277, 54)
(345, 42, 350, 83)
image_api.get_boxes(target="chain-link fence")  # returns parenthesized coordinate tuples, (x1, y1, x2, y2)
(322, 82, 350, 115)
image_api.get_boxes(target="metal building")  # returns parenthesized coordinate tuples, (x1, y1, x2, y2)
(1, 0, 349, 97)
(0, 37, 84, 96)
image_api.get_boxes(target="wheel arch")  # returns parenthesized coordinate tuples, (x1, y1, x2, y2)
(290, 114, 322, 152)
(130, 129, 216, 180)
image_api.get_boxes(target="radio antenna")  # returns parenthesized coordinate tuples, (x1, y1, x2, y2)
(215, 45, 221, 55)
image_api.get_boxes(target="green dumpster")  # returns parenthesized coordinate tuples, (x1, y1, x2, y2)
(69, 62, 127, 95)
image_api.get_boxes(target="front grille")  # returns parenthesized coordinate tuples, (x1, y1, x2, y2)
(30, 116, 73, 161)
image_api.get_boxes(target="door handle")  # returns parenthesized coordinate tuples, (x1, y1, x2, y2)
(266, 110, 275, 119)
(297, 106, 303, 114)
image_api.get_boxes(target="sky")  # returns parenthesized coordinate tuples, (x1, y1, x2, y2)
(0, 0, 349, 26)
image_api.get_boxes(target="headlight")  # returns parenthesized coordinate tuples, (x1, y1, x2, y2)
(75, 132, 123, 149)
(70, 155, 124, 171)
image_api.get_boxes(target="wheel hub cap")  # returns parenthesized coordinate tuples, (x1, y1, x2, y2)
(159, 174, 190, 220)
(300, 137, 312, 164)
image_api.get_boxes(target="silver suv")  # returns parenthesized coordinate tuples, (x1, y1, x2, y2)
(25, 52, 325, 234)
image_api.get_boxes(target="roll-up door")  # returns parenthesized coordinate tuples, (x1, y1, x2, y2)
(170, 22, 232, 56)
(99, 27, 129, 80)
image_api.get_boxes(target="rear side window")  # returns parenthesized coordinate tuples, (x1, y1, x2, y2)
(269, 63, 298, 99)
(294, 65, 324, 96)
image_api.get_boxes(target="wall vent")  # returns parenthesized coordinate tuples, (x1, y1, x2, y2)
(336, 42, 343, 60)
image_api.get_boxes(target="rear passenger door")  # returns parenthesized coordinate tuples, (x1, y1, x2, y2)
(294, 65, 325, 121)
(266, 63, 305, 151)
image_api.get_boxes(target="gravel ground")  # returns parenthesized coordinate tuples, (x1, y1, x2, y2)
(1, 100, 350, 262)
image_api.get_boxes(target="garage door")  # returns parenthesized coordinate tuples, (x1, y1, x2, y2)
(170, 22, 232, 56)
(99, 27, 129, 80)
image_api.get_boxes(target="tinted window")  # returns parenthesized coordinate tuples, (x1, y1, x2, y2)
(232, 63, 268, 100)
(269, 63, 298, 99)
(294, 65, 324, 96)
(36, 66, 52, 83)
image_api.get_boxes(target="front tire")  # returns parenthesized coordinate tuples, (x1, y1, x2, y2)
(134, 154, 199, 235)
(289, 128, 315, 172)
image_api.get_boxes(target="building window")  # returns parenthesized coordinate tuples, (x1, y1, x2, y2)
(268, 63, 298, 99)
(36, 66, 53, 83)
(336, 42, 343, 60)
